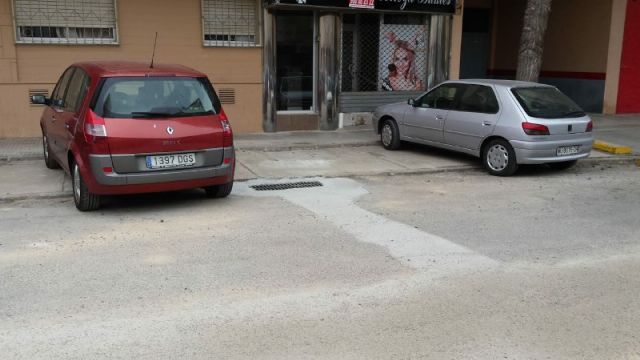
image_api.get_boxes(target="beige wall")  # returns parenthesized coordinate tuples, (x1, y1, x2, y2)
(603, 0, 627, 114)
(491, 0, 612, 73)
(544, 0, 612, 73)
(449, 0, 464, 80)
(0, 0, 263, 137)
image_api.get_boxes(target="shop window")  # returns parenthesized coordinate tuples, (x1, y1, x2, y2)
(341, 13, 429, 92)
(12, 0, 118, 44)
(202, 0, 259, 47)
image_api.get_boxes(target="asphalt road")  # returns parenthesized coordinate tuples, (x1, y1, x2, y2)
(1, 163, 639, 359)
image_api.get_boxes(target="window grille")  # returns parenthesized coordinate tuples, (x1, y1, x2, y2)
(202, 0, 259, 47)
(12, 0, 118, 44)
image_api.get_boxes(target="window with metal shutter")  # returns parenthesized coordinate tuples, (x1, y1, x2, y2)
(202, 0, 259, 47)
(12, 0, 117, 44)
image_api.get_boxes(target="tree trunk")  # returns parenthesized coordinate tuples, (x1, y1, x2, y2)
(516, 0, 553, 82)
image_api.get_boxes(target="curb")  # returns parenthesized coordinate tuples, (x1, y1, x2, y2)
(593, 140, 633, 155)
(0, 154, 42, 163)
(0, 192, 71, 203)
(236, 141, 380, 152)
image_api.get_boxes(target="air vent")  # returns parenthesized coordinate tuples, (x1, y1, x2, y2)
(250, 181, 323, 191)
(29, 89, 49, 105)
(218, 88, 236, 104)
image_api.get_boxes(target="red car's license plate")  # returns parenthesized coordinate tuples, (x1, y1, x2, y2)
(145, 153, 196, 169)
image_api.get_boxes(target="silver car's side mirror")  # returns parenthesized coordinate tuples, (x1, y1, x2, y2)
(408, 98, 415, 106)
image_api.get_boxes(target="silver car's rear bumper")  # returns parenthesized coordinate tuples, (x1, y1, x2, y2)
(510, 137, 593, 164)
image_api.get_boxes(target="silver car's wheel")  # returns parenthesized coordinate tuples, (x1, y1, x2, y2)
(482, 139, 518, 176)
(487, 144, 509, 171)
(382, 124, 393, 147)
(380, 119, 401, 150)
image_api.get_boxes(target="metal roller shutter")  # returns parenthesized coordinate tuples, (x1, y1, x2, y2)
(202, 0, 258, 47)
(13, 0, 117, 44)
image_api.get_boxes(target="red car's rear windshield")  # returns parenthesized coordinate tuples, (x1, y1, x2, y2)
(92, 76, 222, 119)
(511, 87, 586, 119)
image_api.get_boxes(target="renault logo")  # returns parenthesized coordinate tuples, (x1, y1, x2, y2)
(167, 127, 174, 135)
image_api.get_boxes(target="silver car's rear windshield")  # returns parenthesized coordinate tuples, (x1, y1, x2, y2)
(93, 77, 221, 119)
(511, 87, 585, 119)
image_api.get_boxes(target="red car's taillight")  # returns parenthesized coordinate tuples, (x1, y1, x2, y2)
(522, 122, 550, 136)
(586, 120, 593, 132)
(84, 109, 107, 142)
(84, 109, 109, 153)
(219, 109, 233, 147)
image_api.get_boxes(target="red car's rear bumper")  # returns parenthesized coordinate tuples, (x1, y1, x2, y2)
(80, 149, 235, 195)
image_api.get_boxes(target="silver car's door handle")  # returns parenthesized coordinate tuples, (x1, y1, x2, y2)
(482, 121, 493, 126)
(435, 115, 445, 120)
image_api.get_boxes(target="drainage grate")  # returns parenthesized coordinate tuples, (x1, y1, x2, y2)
(250, 181, 323, 191)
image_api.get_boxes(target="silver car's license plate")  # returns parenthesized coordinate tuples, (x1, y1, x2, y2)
(556, 146, 580, 156)
(146, 153, 196, 169)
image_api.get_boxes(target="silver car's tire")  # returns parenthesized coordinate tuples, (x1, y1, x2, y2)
(42, 134, 59, 169)
(381, 119, 401, 150)
(483, 139, 518, 176)
(72, 161, 101, 211)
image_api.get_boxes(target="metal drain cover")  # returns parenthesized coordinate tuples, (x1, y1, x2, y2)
(250, 181, 323, 191)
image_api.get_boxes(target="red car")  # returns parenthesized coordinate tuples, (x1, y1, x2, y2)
(32, 61, 235, 211)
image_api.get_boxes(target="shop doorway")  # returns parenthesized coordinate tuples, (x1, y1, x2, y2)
(274, 12, 318, 130)
(460, 8, 492, 79)
(275, 12, 315, 112)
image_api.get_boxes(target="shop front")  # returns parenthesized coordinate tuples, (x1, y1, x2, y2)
(263, 0, 457, 132)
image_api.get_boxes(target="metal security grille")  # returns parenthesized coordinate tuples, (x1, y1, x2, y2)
(341, 13, 430, 93)
(12, 0, 117, 44)
(202, 0, 258, 47)
(250, 181, 323, 191)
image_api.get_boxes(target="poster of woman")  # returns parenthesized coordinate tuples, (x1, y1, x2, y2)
(379, 25, 428, 91)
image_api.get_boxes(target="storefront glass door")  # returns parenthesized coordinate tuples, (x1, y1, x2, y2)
(276, 12, 315, 112)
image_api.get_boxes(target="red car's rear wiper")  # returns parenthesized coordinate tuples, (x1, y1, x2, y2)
(131, 111, 176, 118)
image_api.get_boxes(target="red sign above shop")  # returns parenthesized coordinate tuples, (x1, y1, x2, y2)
(266, 0, 456, 14)
(349, 0, 375, 9)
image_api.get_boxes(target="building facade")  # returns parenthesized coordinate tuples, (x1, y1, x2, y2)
(0, 0, 637, 138)
(0, 0, 264, 137)
(0, 0, 463, 137)
(461, 0, 640, 115)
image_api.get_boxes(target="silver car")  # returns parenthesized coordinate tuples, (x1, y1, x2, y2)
(373, 79, 594, 176)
